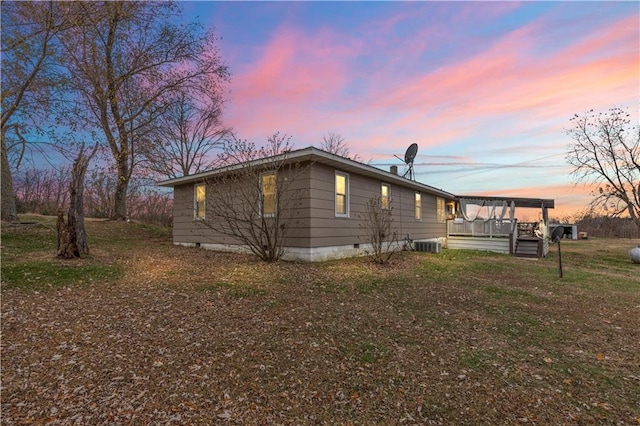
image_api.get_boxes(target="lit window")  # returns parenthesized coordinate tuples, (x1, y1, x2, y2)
(381, 183, 390, 210)
(415, 192, 422, 220)
(335, 172, 349, 216)
(437, 197, 446, 223)
(262, 172, 276, 216)
(195, 183, 206, 219)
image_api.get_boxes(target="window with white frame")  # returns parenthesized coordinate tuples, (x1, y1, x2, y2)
(261, 172, 276, 216)
(335, 171, 349, 217)
(194, 183, 206, 220)
(437, 197, 446, 223)
(381, 183, 390, 210)
(415, 192, 422, 221)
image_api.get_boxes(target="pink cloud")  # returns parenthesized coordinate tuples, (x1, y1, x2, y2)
(231, 24, 351, 104)
(370, 14, 637, 130)
(223, 6, 637, 182)
(225, 23, 362, 142)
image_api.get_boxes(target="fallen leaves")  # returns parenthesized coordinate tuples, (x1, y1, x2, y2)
(2, 222, 639, 424)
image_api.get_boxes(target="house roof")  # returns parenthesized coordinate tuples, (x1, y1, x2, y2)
(157, 146, 457, 199)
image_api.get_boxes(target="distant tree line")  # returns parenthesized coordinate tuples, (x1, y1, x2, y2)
(12, 164, 173, 226)
(552, 211, 639, 239)
(575, 216, 639, 239)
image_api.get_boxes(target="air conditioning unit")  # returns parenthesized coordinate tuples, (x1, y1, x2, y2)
(414, 240, 441, 253)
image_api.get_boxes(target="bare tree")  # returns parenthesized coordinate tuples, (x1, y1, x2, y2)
(58, 1, 229, 220)
(85, 166, 116, 219)
(127, 187, 173, 226)
(358, 197, 399, 264)
(57, 143, 99, 258)
(14, 165, 70, 214)
(144, 92, 229, 179)
(202, 133, 307, 262)
(320, 131, 361, 161)
(1, 1, 78, 221)
(566, 107, 640, 231)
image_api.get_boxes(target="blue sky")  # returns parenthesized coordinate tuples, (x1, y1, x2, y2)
(181, 1, 639, 217)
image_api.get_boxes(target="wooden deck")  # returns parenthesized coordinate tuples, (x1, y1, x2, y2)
(446, 219, 550, 257)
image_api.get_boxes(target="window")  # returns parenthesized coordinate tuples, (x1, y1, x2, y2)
(381, 183, 390, 210)
(194, 183, 206, 219)
(437, 197, 446, 223)
(415, 192, 422, 220)
(335, 172, 349, 217)
(261, 172, 276, 216)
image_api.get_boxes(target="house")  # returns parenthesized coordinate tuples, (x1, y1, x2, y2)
(158, 146, 457, 261)
(158, 146, 554, 261)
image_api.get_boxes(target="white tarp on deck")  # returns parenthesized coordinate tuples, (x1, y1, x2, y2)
(460, 199, 510, 222)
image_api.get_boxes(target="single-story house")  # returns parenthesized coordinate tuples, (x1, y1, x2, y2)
(158, 146, 554, 261)
(158, 146, 458, 261)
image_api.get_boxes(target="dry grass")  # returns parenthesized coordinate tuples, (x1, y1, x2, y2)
(2, 216, 639, 424)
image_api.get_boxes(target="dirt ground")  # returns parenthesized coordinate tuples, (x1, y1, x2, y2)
(2, 220, 639, 424)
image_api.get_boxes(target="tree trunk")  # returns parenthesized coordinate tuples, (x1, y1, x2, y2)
(69, 148, 92, 254)
(57, 210, 79, 258)
(57, 144, 96, 258)
(111, 157, 128, 221)
(1, 134, 18, 222)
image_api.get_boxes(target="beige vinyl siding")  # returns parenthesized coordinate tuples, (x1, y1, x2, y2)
(172, 166, 313, 248)
(172, 161, 451, 251)
(306, 163, 448, 247)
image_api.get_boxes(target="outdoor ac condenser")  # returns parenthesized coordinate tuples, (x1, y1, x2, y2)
(414, 241, 441, 253)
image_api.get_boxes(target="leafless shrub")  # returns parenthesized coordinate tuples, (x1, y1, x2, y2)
(201, 133, 307, 262)
(358, 197, 399, 264)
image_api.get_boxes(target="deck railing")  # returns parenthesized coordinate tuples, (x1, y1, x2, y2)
(447, 218, 516, 238)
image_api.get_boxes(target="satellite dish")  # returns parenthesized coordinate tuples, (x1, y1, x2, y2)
(393, 143, 419, 181)
(404, 143, 418, 164)
(551, 226, 564, 243)
(402, 143, 418, 180)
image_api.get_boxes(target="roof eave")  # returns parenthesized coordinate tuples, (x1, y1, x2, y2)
(156, 146, 456, 199)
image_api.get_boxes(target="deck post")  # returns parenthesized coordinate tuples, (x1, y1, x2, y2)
(509, 232, 513, 255)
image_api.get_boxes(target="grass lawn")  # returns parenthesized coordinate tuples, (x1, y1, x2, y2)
(2, 215, 639, 424)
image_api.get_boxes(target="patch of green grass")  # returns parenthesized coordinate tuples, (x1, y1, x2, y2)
(483, 285, 543, 303)
(354, 340, 387, 364)
(314, 279, 348, 294)
(137, 222, 173, 238)
(460, 348, 496, 369)
(1, 261, 122, 290)
(355, 277, 387, 294)
(532, 256, 640, 291)
(419, 249, 510, 282)
(1, 229, 56, 259)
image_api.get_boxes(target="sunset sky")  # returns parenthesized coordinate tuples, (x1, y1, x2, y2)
(184, 1, 639, 219)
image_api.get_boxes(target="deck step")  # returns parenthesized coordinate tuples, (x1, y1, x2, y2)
(514, 238, 542, 258)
